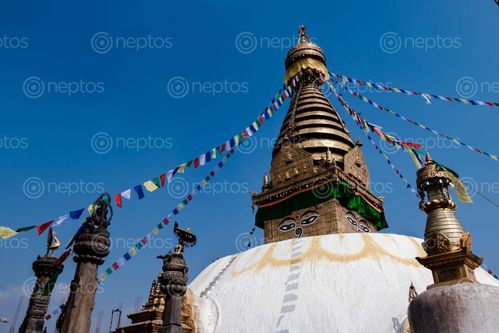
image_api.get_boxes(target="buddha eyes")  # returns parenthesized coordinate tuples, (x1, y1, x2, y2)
(277, 211, 320, 235)
(347, 215, 357, 226)
(278, 219, 296, 232)
(346, 212, 370, 233)
(300, 213, 319, 225)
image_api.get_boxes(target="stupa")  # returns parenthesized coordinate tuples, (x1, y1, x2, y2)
(116, 26, 499, 333)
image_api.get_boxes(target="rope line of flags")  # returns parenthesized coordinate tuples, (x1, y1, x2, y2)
(330, 72, 499, 107)
(0, 74, 301, 241)
(333, 78, 497, 161)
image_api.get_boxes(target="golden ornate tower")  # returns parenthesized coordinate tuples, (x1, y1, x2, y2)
(415, 154, 483, 288)
(252, 26, 387, 243)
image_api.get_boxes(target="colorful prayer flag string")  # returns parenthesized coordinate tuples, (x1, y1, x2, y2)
(98, 148, 237, 283)
(325, 81, 419, 197)
(482, 263, 499, 280)
(330, 72, 499, 108)
(332, 78, 498, 161)
(1, 74, 302, 241)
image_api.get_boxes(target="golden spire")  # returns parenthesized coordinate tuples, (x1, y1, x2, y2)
(415, 153, 482, 288)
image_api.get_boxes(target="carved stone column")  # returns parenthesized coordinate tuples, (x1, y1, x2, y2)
(158, 252, 188, 333)
(18, 255, 63, 333)
(58, 223, 110, 333)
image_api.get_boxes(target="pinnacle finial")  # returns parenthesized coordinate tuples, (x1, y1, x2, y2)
(425, 153, 433, 165)
(298, 25, 310, 44)
(46, 227, 61, 256)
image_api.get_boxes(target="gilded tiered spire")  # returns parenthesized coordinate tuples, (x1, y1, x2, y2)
(274, 25, 355, 165)
(416, 153, 482, 287)
(253, 26, 384, 243)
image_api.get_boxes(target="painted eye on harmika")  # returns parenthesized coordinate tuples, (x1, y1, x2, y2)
(300, 212, 319, 226)
(277, 219, 296, 232)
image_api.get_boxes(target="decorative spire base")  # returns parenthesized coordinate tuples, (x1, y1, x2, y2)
(416, 232, 483, 288)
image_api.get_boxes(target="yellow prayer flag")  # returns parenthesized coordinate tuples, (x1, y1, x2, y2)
(152, 228, 159, 235)
(0, 226, 18, 239)
(234, 135, 240, 145)
(211, 148, 217, 159)
(406, 149, 422, 169)
(99, 273, 107, 282)
(129, 247, 137, 255)
(447, 172, 473, 204)
(177, 163, 187, 174)
(178, 203, 184, 210)
(143, 180, 159, 192)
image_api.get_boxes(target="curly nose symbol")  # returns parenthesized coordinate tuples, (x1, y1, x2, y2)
(294, 227, 303, 238)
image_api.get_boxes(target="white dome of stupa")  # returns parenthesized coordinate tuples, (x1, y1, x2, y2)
(187, 233, 499, 333)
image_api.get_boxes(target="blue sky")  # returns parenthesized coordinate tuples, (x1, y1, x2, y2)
(0, 0, 498, 331)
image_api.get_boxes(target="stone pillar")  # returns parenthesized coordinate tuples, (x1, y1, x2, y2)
(158, 252, 188, 333)
(58, 224, 110, 333)
(408, 283, 499, 333)
(18, 255, 63, 333)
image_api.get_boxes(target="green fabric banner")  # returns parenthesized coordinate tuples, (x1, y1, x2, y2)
(255, 181, 388, 231)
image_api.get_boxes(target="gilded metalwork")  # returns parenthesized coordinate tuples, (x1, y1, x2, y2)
(415, 153, 483, 288)
(46, 227, 61, 255)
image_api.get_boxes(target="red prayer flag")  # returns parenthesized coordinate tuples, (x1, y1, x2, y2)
(398, 141, 422, 150)
(160, 173, 166, 187)
(55, 250, 71, 265)
(114, 194, 122, 208)
(112, 262, 119, 271)
(194, 157, 200, 168)
(162, 218, 170, 225)
(37, 220, 54, 235)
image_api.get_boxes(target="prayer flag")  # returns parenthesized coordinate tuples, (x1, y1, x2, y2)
(152, 177, 161, 188)
(114, 194, 122, 208)
(0, 226, 18, 239)
(121, 189, 131, 200)
(55, 250, 71, 265)
(160, 173, 167, 187)
(37, 220, 54, 235)
(69, 208, 84, 220)
(53, 214, 69, 227)
(134, 185, 145, 199)
(15, 225, 36, 233)
(407, 148, 423, 169)
(199, 154, 206, 166)
(143, 181, 159, 192)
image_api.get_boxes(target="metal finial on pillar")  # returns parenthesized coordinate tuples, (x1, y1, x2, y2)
(19, 229, 64, 333)
(158, 222, 196, 333)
